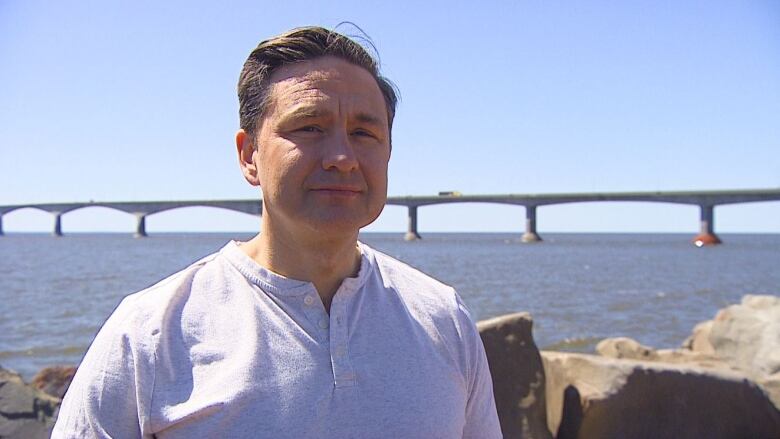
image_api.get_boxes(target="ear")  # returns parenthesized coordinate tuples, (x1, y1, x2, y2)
(236, 129, 261, 186)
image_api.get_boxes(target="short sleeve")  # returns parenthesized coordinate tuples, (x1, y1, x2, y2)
(51, 296, 154, 438)
(455, 294, 503, 439)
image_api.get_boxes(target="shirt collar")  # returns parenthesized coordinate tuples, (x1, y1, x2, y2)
(220, 240, 374, 297)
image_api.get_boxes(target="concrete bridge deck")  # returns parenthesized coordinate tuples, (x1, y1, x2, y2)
(1, 188, 778, 245)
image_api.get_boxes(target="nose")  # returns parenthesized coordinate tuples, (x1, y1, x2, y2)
(322, 131, 358, 173)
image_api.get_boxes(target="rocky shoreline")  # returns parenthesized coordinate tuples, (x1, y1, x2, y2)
(2, 295, 779, 438)
(479, 294, 780, 438)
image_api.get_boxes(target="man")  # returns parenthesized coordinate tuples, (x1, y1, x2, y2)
(53, 26, 502, 438)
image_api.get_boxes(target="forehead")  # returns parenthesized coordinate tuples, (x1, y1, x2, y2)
(265, 56, 387, 119)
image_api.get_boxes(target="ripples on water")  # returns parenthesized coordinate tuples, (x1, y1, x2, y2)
(1, 232, 778, 379)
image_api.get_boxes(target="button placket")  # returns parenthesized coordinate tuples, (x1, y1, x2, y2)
(330, 292, 355, 388)
(300, 287, 329, 342)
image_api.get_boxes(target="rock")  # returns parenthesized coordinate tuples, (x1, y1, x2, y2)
(542, 351, 780, 438)
(31, 366, 76, 399)
(756, 373, 780, 410)
(0, 366, 61, 439)
(478, 312, 552, 439)
(676, 294, 780, 411)
(596, 337, 658, 361)
(707, 294, 780, 377)
(682, 320, 715, 354)
(759, 373, 780, 410)
(598, 337, 731, 371)
(653, 348, 731, 368)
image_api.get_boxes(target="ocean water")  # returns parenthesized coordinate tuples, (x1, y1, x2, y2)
(1, 232, 778, 380)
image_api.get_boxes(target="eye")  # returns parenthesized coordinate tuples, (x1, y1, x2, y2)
(298, 125, 323, 133)
(351, 128, 377, 138)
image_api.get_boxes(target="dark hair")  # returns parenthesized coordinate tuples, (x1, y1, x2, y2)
(238, 26, 399, 137)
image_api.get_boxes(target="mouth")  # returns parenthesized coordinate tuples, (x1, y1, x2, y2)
(310, 186, 363, 196)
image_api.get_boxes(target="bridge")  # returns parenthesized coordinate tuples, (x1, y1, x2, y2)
(1, 188, 778, 246)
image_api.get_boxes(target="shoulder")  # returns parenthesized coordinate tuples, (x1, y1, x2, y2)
(83, 244, 250, 367)
(115, 250, 225, 332)
(54, 249, 228, 436)
(359, 243, 490, 384)
(362, 243, 452, 295)
(54, 246, 240, 433)
(360, 243, 476, 336)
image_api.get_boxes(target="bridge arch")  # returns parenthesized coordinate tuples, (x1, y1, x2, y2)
(58, 204, 135, 216)
(56, 206, 138, 233)
(408, 203, 524, 232)
(713, 200, 780, 233)
(142, 204, 261, 217)
(1, 207, 54, 233)
(143, 205, 260, 234)
(1, 205, 53, 215)
(538, 201, 698, 233)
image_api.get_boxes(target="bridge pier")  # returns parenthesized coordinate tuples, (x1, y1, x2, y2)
(52, 212, 63, 237)
(0, 215, 3, 236)
(134, 213, 147, 238)
(693, 205, 721, 246)
(521, 205, 542, 243)
(404, 206, 421, 241)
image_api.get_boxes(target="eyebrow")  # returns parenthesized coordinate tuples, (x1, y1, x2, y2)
(354, 112, 384, 127)
(279, 105, 323, 121)
(278, 106, 385, 127)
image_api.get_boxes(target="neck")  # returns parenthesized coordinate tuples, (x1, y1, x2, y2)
(240, 217, 361, 312)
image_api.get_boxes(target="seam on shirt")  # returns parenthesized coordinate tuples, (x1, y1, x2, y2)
(453, 291, 475, 394)
(148, 328, 160, 435)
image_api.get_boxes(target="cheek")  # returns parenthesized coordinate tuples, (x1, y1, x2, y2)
(259, 151, 305, 194)
(364, 152, 390, 182)
(365, 165, 389, 196)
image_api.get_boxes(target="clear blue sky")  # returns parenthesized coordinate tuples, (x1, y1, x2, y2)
(1, 0, 778, 234)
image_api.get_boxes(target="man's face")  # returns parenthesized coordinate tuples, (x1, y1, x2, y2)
(241, 56, 391, 239)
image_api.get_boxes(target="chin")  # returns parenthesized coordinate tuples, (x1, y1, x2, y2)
(304, 221, 362, 239)
(306, 210, 381, 236)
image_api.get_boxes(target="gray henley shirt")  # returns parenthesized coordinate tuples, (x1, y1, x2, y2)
(52, 241, 502, 438)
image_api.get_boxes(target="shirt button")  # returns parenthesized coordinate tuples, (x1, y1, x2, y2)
(319, 319, 329, 329)
(304, 295, 315, 306)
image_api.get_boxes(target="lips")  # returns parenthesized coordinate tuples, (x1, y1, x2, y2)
(310, 185, 364, 193)
(311, 189, 362, 199)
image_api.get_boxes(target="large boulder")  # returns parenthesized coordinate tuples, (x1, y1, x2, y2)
(542, 351, 780, 438)
(0, 366, 61, 439)
(677, 294, 780, 408)
(705, 295, 780, 377)
(478, 312, 552, 439)
(598, 294, 780, 412)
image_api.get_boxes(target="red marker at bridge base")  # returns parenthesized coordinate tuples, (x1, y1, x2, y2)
(692, 233, 722, 247)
